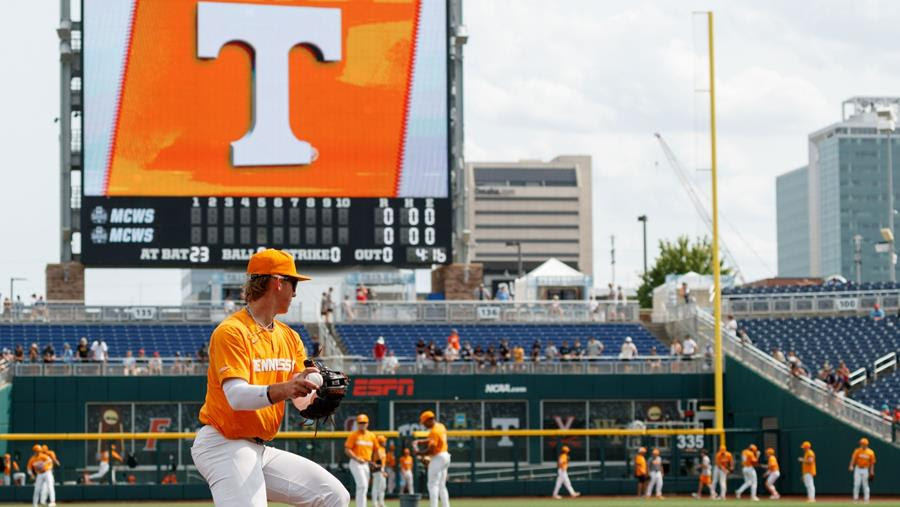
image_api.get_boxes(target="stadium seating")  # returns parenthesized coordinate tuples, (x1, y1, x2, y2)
(0, 323, 312, 359)
(336, 323, 663, 359)
(723, 281, 900, 296)
(739, 315, 900, 408)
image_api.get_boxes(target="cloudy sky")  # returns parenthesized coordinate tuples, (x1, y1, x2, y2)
(2, 0, 900, 303)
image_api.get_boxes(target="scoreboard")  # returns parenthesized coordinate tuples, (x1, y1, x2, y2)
(80, 0, 452, 267)
(82, 196, 450, 267)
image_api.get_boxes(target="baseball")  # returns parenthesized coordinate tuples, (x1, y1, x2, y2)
(306, 372, 324, 388)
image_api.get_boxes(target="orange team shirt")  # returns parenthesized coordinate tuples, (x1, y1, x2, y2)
(802, 449, 816, 476)
(345, 430, 380, 462)
(558, 453, 569, 471)
(851, 448, 876, 468)
(44, 449, 59, 464)
(427, 422, 449, 455)
(373, 445, 387, 465)
(2, 457, 18, 476)
(199, 310, 307, 441)
(400, 455, 414, 471)
(741, 449, 757, 467)
(100, 450, 123, 463)
(716, 450, 733, 470)
(385, 449, 397, 468)
(27, 454, 53, 474)
(767, 455, 779, 472)
(635, 454, 648, 476)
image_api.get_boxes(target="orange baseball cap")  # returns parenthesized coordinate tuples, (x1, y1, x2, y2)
(561, 446, 570, 453)
(859, 437, 869, 446)
(41, 445, 49, 452)
(377, 435, 387, 444)
(638, 447, 647, 454)
(32, 445, 40, 452)
(749, 444, 758, 451)
(247, 249, 311, 281)
(801, 441, 811, 449)
(652, 448, 660, 456)
(419, 410, 436, 423)
(719, 444, 727, 451)
(766, 448, 775, 455)
(356, 414, 369, 423)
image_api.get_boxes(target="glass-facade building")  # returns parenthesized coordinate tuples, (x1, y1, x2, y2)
(777, 98, 900, 281)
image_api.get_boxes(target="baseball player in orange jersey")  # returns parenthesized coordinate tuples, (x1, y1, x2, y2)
(26, 446, 54, 507)
(848, 437, 876, 503)
(551, 445, 580, 499)
(762, 448, 780, 499)
(83, 444, 122, 484)
(385, 442, 397, 495)
(2, 453, 19, 486)
(735, 444, 759, 501)
(634, 447, 648, 497)
(399, 448, 415, 494)
(414, 410, 450, 507)
(39, 445, 59, 505)
(371, 435, 388, 507)
(190, 249, 349, 507)
(345, 413, 379, 507)
(645, 448, 664, 499)
(712, 444, 734, 499)
(798, 441, 816, 502)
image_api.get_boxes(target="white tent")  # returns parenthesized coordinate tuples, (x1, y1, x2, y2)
(513, 258, 592, 301)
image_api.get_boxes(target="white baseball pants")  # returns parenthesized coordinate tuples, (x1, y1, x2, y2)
(765, 471, 780, 486)
(371, 471, 386, 507)
(713, 467, 728, 498)
(427, 452, 451, 507)
(191, 425, 350, 507)
(386, 468, 396, 494)
(348, 460, 371, 507)
(400, 469, 414, 494)
(646, 470, 663, 497)
(803, 473, 815, 501)
(552, 469, 576, 497)
(87, 461, 110, 481)
(736, 466, 757, 499)
(32, 471, 49, 507)
(852, 466, 870, 502)
(41, 470, 55, 504)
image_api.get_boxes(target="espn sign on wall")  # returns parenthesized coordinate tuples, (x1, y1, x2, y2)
(84, 0, 447, 198)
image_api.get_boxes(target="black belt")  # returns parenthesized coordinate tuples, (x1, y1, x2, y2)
(247, 437, 268, 446)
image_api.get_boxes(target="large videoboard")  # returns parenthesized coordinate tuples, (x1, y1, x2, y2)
(81, 0, 451, 267)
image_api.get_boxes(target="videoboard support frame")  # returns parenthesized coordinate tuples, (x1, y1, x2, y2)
(450, 0, 467, 264)
(59, 0, 74, 263)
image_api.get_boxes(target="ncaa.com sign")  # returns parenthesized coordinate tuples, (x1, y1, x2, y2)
(484, 383, 528, 394)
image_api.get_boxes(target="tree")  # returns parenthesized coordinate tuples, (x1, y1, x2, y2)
(636, 236, 731, 308)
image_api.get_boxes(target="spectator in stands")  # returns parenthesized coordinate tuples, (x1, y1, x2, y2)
(771, 347, 786, 364)
(473, 345, 486, 368)
(648, 346, 662, 372)
(817, 362, 833, 382)
(61, 343, 73, 363)
(495, 284, 511, 301)
(586, 337, 604, 359)
(444, 343, 459, 363)
(473, 284, 491, 300)
(171, 352, 184, 375)
(373, 336, 387, 371)
(485, 346, 499, 371)
(894, 405, 900, 424)
(460, 341, 474, 361)
(881, 404, 892, 422)
(616, 286, 627, 320)
(703, 344, 714, 370)
(870, 303, 885, 321)
(737, 328, 752, 346)
(123, 351, 137, 376)
(325, 287, 335, 324)
(558, 340, 572, 361)
(310, 335, 321, 358)
(224, 297, 236, 314)
(383, 351, 399, 374)
(512, 345, 525, 371)
(531, 340, 542, 362)
(197, 343, 209, 363)
(669, 339, 682, 359)
(427, 341, 443, 363)
(148, 351, 163, 375)
(619, 337, 638, 360)
(550, 295, 563, 317)
(572, 339, 584, 360)
(181, 351, 195, 375)
(41, 343, 55, 363)
(837, 360, 850, 385)
(13, 344, 24, 362)
(341, 295, 355, 322)
(90, 338, 108, 363)
(447, 329, 461, 352)
(725, 315, 738, 334)
(1, 348, 12, 363)
(680, 282, 692, 304)
(606, 283, 618, 320)
(320, 292, 330, 324)
(2, 298, 10, 321)
(135, 348, 148, 374)
(76, 337, 89, 361)
(31, 295, 48, 322)
(681, 335, 697, 360)
(499, 339, 512, 363)
(545, 341, 559, 362)
(355, 283, 369, 303)
(415, 339, 427, 371)
(28, 343, 39, 363)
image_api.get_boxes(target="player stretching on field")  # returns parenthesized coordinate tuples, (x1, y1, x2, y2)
(414, 410, 451, 507)
(371, 435, 388, 507)
(345, 414, 378, 507)
(399, 448, 415, 494)
(645, 448, 664, 499)
(190, 249, 349, 507)
(735, 444, 759, 501)
(694, 448, 714, 498)
(634, 447, 648, 497)
(27, 445, 54, 507)
(848, 437, 876, 503)
(712, 444, 734, 499)
(762, 448, 780, 499)
(83, 444, 122, 484)
(798, 441, 816, 502)
(551, 445, 580, 499)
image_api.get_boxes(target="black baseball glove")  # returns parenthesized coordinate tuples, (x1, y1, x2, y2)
(299, 359, 349, 421)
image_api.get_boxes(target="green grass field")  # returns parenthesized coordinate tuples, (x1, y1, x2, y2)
(6, 497, 897, 506)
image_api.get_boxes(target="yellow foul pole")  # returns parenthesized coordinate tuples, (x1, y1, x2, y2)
(707, 12, 725, 442)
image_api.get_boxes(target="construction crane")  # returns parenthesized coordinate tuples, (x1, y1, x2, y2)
(653, 132, 746, 284)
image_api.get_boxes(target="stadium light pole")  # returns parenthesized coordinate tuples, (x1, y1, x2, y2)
(506, 241, 523, 278)
(703, 11, 726, 445)
(9, 277, 26, 307)
(637, 215, 648, 277)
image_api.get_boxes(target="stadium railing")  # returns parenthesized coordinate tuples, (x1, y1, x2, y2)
(673, 306, 897, 444)
(722, 288, 900, 317)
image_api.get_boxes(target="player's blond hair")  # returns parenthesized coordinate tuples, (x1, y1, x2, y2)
(243, 276, 272, 303)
